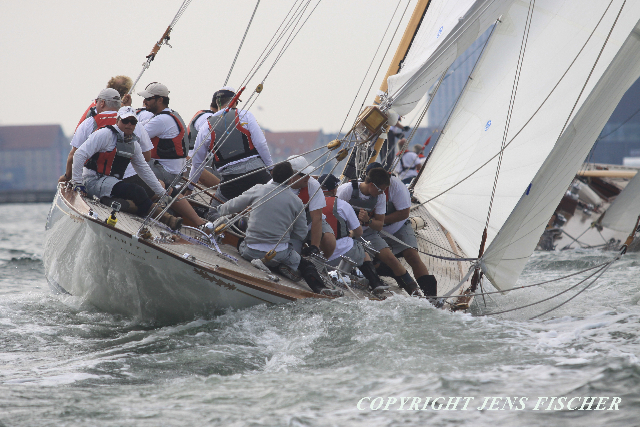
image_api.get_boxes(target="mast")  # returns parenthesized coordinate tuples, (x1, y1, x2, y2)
(341, 0, 431, 179)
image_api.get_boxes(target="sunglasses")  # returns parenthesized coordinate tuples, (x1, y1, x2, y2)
(144, 96, 159, 102)
(372, 182, 383, 194)
(120, 118, 138, 125)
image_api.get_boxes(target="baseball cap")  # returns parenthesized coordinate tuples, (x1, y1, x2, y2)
(137, 82, 169, 98)
(365, 162, 384, 173)
(97, 88, 121, 101)
(319, 174, 340, 191)
(287, 155, 314, 175)
(215, 86, 236, 99)
(117, 106, 137, 120)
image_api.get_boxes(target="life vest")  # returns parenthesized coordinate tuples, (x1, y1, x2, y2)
(297, 186, 312, 224)
(348, 180, 379, 215)
(207, 109, 258, 168)
(322, 197, 349, 239)
(91, 112, 118, 133)
(84, 126, 137, 179)
(135, 107, 147, 115)
(383, 187, 397, 215)
(76, 102, 97, 131)
(188, 109, 215, 151)
(150, 110, 188, 159)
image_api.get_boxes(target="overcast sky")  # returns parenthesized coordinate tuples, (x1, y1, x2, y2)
(0, 0, 423, 138)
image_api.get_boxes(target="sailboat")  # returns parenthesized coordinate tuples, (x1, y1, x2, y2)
(44, 0, 640, 323)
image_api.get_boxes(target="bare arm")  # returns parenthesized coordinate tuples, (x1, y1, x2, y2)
(308, 209, 323, 247)
(349, 225, 363, 239)
(384, 207, 410, 225)
(59, 147, 78, 182)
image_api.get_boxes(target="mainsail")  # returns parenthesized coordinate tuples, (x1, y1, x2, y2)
(407, 0, 640, 290)
(386, 0, 514, 116)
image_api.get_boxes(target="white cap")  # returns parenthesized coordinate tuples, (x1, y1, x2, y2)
(287, 155, 314, 175)
(97, 88, 121, 101)
(137, 82, 169, 98)
(117, 106, 136, 120)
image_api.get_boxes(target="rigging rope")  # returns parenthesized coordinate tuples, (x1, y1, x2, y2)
(225, 0, 261, 86)
(409, 0, 619, 211)
(129, 0, 192, 94)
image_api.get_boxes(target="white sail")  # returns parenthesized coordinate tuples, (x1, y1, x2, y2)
(386, 0, 513, 116)
(601, 171, 640, 233)
(482, 16, 640, 290)
(413, 0, 640, 264)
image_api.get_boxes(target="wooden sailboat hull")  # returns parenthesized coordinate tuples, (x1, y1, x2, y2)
(43, 186, 322, 324)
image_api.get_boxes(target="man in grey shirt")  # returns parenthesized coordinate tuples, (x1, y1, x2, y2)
(217, 162, 341, 297)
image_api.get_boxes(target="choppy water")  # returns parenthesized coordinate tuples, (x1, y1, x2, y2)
(1, 203, 639, 426)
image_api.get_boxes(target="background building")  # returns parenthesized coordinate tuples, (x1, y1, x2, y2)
(0, 125, 69, 202)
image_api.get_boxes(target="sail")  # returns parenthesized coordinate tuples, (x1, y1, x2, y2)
(601, 171, 640, 233)
(386, 0, 514, 116)
(482, 16, 640, 290)
(412, 0, 640, 264)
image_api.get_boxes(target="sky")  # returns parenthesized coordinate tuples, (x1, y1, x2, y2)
(0, 0, 423, 138)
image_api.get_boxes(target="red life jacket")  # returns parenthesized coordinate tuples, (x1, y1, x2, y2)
(297, 186, 312, 224)
(150, 111, 188, 159)
(207, 109, 258, 167)
(322, 197, 349, 239)
(187, 109, 215, 151)
(76, 101, 97, 131)
(92, 112, 118, 132)
(84, 126, 137, 179)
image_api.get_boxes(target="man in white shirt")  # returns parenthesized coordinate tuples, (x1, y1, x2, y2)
(138, 82, 189, 187)
(72, 107, 209, 230)
(336, 168, 421, 296)
(287, 155, 336, 259)
(368, 162, 437, 299)
(188, 86, 274, 216)
(320, 174, 388, 294)
(61, 88, 124, 183)
(394, 139, 426, 184)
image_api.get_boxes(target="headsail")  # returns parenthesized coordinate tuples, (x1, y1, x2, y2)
(600, 171, 640, 233)
(386, 0, 514, 116)
(412, 0, 640, 276)
(482, 13, 640, 290)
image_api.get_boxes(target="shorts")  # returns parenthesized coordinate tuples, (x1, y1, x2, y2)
(360, 227, 389, 252)
(382, 221, 418, 255)
(327, 240, 365, 267)
(148, 160, 180, 187)
(238, 240, 301, 270)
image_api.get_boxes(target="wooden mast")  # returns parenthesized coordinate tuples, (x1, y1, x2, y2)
(341, 0, 431, 179)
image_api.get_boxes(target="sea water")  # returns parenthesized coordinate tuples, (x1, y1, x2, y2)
(1, 203, 639, 426)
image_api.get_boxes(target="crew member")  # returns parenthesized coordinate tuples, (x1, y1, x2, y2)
(185, 91, 221, 189)
(319, 174, 388, 294)
(75, 75, 133, 130)
(188, 86, 274, 212)
(72, 107, 209, 230)
(287, 155, 336, 259)
(395, 138, 425, 184)
(61, 89, 123, 183)
(217, 162, 340, 296)
(138, 82, 189, 188)
(335, 168, 421, 296)
(367, 162, 437, 300)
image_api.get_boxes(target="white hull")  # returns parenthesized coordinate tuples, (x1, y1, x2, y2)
(44, 187, 321, 324)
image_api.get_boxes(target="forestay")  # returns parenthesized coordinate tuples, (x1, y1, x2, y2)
(601, 171, 640, 233)
(386, 0, 513, 116)
(412, 0, 640, 280)
(482, 14, 640, 291)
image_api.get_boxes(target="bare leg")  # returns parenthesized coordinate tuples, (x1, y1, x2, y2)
(402, 248, 429, 277)
(377, 247, 407, 276)
(320, 232, 336, 259)
(199, 169, 220, 188)
(171, 197, 206, 227)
